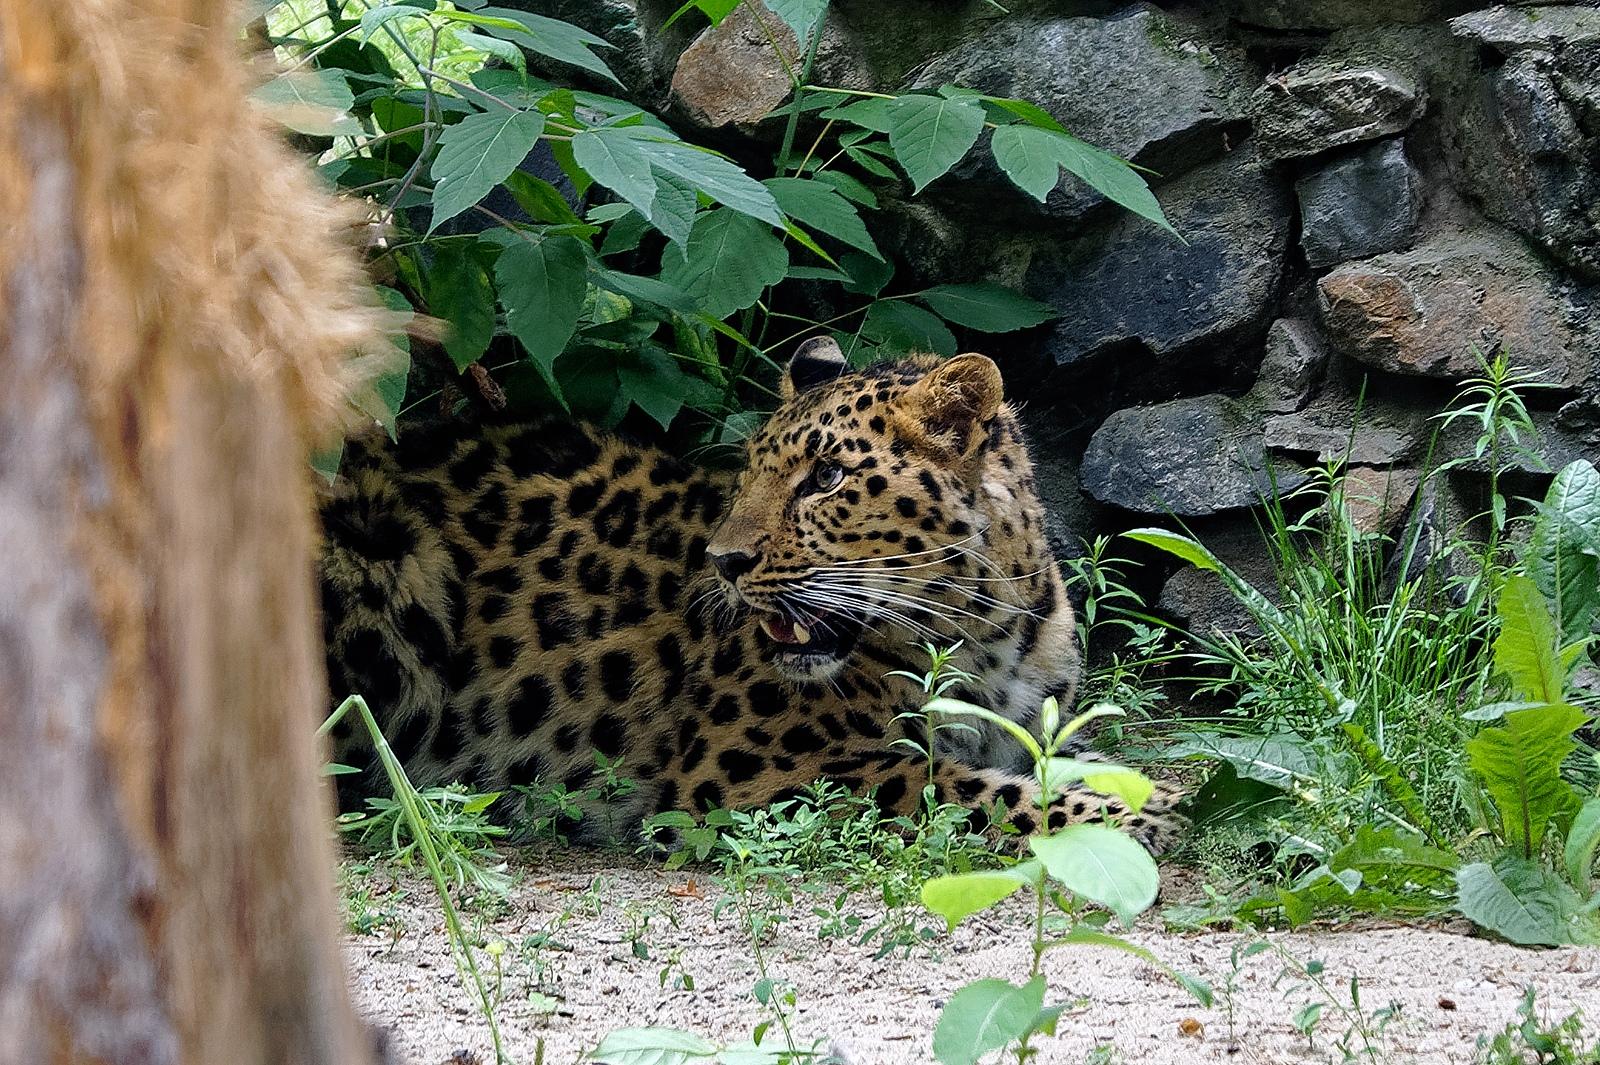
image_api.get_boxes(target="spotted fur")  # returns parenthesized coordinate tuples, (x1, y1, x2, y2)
(319, 348, 1183, 851)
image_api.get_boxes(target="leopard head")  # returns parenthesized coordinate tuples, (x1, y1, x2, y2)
(707, 338, 1053, 683)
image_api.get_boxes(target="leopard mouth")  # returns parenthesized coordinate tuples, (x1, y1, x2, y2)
(754, 610, 862, 679)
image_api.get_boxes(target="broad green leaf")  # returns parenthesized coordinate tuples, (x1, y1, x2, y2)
(763, 177, 881, 259)
(921, 863, 1039, 930)
(650, 171, 699, 248)
(616, 346, 718, 429)
(252, 68, 359, 136)
(455, 29, 528, 74)
(1166, 731, 1317, 790)
(358, 5, 424, 42)
(474, 7, 621, 86)
(1455, 857, 1587, 947)
(1044, 759, 1154, 813)
(990, 123, 1061, 201)
(663, 0, 740, 30)
(1466, 702, 1588, 856)
(430, 108, 546, 229)
(844, 144, 897, 179)
(658, 210, 787, 319)
(883, 94, 985, 192)
(841, 250, 893, 296)
(1528, 460, 1600, 644)
(594, 269, 701, 315)
(925, 697, 1043, 762)
(1123, 529, 1290, 633)
(572, 127, 660, 220)
(1030, 824, 1158, 926)
(990, 123, 1173, 234)
(810, 169, 877, 207)
(504, 171, 582, 225)
(1329, 825, 1458, 880)
(983, 95, 1066, 132)
(311, 440, 344, 485)
(862, 299, 956, 356)
(764, 0, 829, 42)
(495, 235, 588, 399)
(353, 286, 413, 441)
(932, 977, 1044, 1065)
(427, 243, 496, 372)
(590, 1026, 717, 1065)
(916, 282, 1055, 332)
(1494, 576, 1570, 703)
(823, 97, 895, 133)
(633, 135, 782, 226)
(1565, 797, 1600, 894)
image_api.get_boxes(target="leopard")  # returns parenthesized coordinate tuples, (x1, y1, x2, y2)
(317, 338, 1184, 851)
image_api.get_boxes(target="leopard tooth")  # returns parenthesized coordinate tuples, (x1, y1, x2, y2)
(792, 622, 811, 645)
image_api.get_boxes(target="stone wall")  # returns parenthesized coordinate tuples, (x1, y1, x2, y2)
(533, 1, 1600, 631)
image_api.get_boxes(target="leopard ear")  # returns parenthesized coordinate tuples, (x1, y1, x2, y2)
(896, 353, 1004, 457)
(783, 336, 847, 399)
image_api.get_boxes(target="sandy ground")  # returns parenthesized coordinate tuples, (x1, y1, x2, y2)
(345, 851, 1600, 1065)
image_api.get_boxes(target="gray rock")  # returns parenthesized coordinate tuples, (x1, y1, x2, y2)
(1253, 62, 1425, 160)
(1156, 519, 1280, 638)
(911, 4, 1252, 220)
(1263, 387, 1427, 465)
(1220, 0, 1450, 31)
(1296, 138, 1422, 269)
(1080, 394, 1308, 515)
(1443, 28, 1600, 279)
(1438, 401, 1600, 474)
(1026, 146, 1291, 368)
(1316, 228, 1598, 388)
(1247, 319, 1329, 414)
(1339, 465, 1423, 534)
(1449, 6, 1600, 51)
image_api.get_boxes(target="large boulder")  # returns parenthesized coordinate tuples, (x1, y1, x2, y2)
(1445, 9, 1600, 279)
(1246, 318, 1330, 414)
(1252, 60, 1426, 160)
(1315, 228, 1599, 388)
(911, 4, 1252, 221)
(1295, 138, 1423, 269)
(1025, 146, 1291, 368)
(1220, 0, 1453, 31)
(1263, 387, 1428, 465)
(670, 3, 802, 127)
(1080, 394, 1307, 515)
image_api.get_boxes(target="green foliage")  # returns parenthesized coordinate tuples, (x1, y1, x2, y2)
(263, 0, 1169, 452)
(1476, 987, 1600, 1065)
(921, 688, 1207, 1065)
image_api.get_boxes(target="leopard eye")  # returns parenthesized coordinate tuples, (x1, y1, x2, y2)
(806, 461, 845, 495)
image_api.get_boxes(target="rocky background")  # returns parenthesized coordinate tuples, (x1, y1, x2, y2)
(519, 0, 1600, 633)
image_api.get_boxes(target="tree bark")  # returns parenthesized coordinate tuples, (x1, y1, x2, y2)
(0, 3, 385, 1062)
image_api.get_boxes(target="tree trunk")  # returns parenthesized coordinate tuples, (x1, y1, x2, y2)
(0, 3, 385, 1062)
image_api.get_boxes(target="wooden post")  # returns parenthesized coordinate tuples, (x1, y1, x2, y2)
(0, 3, 385, 1062)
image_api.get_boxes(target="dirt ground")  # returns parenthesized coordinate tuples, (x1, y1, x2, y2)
(345, 851, 1600, 1065)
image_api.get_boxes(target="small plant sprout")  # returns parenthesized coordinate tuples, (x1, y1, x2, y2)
(887, 641, 981, 792)
(918, 694, 1209, 1064)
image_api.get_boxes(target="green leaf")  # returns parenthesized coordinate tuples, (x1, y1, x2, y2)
(1166, 731, 1317, 790)
(1030, 824, 1158, 927)
(1528, 460, 1600, 645)
(311, 440, 344, 485)
(810, 169, 877, 207)
(427, 243, 496, 372)
(1340, 722, 1444, 846)
(663, 0, 740, 30)
(862, 300, 956, 356)
(430, 108, 546, 229)
(358, 5, 424, 42)
(1123, 529, 1290, 633)
(932, 977, 1045, 1065)
(1455, 857, 1588, 947)
(763, 177, 881, 259)
(823, 97, 896, 133)
(474, 7, 621, 86)
(1329, 825, 1458, 881)
(646, 171, 698, 248)
(504, 171, 582, 225)
(495, 236, 588, 399)
(991, 124, 1173, 234)
(658, 210, 787, 319)
(590, 1026, 718, 1065)
(921, 863, 1039, 930)
(1044, 760, 1154, 813)
(631, 135, 782, 226)
(616, 346, 713, 429)
(1466, 702, 1588, 857)
(764, 0, 829, 42)
(883, 94, 985, 193)
(572, 126, 660, 220)
(252, 68, 359, 136)
(1565, 797, 1600, 894)
(1495, 576, 1570, 703)
(916, 282, 1055, 332)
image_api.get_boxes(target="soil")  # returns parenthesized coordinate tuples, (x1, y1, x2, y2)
(346, 851, 1600, 1065)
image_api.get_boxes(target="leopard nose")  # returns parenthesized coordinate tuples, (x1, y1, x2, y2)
(709, 548, 759, 583)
